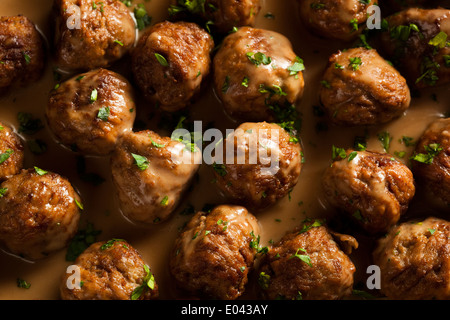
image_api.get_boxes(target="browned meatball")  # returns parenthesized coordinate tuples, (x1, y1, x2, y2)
(60, 239, 159, 300)
(169, 205, 260, 300)
(53, 0, 136, 71)
(46, 68, 136, 156)
(0, 168, 82, 260)
(131, 21, 214, 112)
(373, 216, 450, 300)
(378, 8, 450, 89)
(319, 47, 411, 126)
(297, 0, 377, 42)
(212, 122, 303, 210)
(213, 27, 305, 122)
(411, 118, 450, 206)
(258, 218, 357, 300)
(322, 149, 415, 234)
(0, 122, 24, 181)
(0, 15, 45, 91)
(169, 0, 261, 33)
(110, 130, 201, 225)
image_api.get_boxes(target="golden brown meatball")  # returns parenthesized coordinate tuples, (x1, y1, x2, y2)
(46, 68, 136, 156)
(258, 218, 357, 300)
(297, 0, 377, 42)
(0, 15, 45, 91)
(373, 217, 450, 300)
(53, 0, 136, 71)
(321, 149, 415, 234)
(213, 26, 305, 122)
(60, 239, 159, 300)
(411, 118, 450, 206)
(378, 8, 450, 89)
(0, 168, 82, 260)
(0, 122, 24, 181)
(169, 205, 260, 300)
(131, 21, 214, 112)
(319, 47, 411, 126)
(212, 122, 303, 211)
(110, 130, 201, 225)
(169, 0, 261, 33)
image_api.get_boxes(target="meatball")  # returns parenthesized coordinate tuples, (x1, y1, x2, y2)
(46, 68, 136, 156)
(0, 15, 45, 91)
(131, 21, 214, 112)
(110, 130, 201, 225)
(169, 205, 260, 300)
(297, 0, 377, 42)
(169, 0, 261, 34)
(373, 216, 450, 300)
(411, 118, 450, 206)
(378, 8, 450, 89)
(0, 122, 24, 181)
(0, 168, 82, 260)
(213, 26, 305, 122)
(258, 218, 357, 300)
(211, 122, 303, 210)
(60, 239, 159, 300)
(319, 47, 411, 126)
(53, 0, 136, 71)
(321, 149, 415, 234)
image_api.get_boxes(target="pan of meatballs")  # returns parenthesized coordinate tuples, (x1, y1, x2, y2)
(0, 0, 449, 302)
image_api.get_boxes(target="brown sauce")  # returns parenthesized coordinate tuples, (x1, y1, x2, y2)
(0, 0, 448, 300)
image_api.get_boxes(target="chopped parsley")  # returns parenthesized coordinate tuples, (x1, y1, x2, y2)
(0, 188, 7, 197)
(17, 278, 31, 289)
(287, 56, 305, 77)
(134, 4, 152, 30)
(212, 162, 227, 176)
(258, 272, 271, 290)
(17, 112, 44, 135)
(89, 89, 98, 104)
(377, 131, 392, 152)
(65, 222, 101, 261)
(155, 53, 169, 67)
(246, 52, 272, 66)
(131, 264, 155, 300)
(410, 143, 443, 164)
(289, 248, 312, 267)
(34, 166, 48, 176)
(332, 145, 347, 160)
(0, 149, 13, 164)
(101, 238, 127, 250)
(131, 153, 149, 171)
(348, 57, 362, 71)
(428, 31, 448, 49)
(97, 106, 110, 121)
(160, 195, 169, 206)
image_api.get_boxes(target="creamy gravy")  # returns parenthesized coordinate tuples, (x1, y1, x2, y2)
(0, 0, 448, 300)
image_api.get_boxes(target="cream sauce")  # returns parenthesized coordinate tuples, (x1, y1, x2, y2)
(0, 0, 448, 300)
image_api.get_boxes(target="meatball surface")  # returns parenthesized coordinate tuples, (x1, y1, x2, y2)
(373, 217, 450, 300)
(169, 0, 261, 33)
(0, 122, 24, 181)
(297, 0, 377, 41)
(60, 239, 159, 300)
(46, 68, 136, 156)
(110, 130, 201, 224)
(378, 8, 450, 89)
(53, 0, 136, 71)
(131, 21, 214, 112)
(0, 168, 81, 260)
(411, 118, 450, 205)
(0, 15, 45, 91)
(258, 219, 357, 300)
(213, 27, 305, 122)
(319, 47, 411, 126)
(322, 149, 415, 234)
(212, 122, 303, 210)
(169, 205, 260, 300)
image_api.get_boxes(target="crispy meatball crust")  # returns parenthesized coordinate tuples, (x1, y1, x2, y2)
(258, 219, 357, 300)
(131, 21, 214, 112)
(0, 122, 24, 181)
(297, 0, 377, 42)
(213, 27, 305, 122)
(373, 217, 450, 300)
(46, 68, 136, 156)
(0, 15, 45, 90)
(319, 47, 411, 126)
(378, 8, 450, 89)
(212, 122, 303, 210)
(169, 205, 260, 300)
(110, 130, 201, 225)
(0, 168, 81, 260)
(322, 150, 415, 234)
(53, 0, 136, 71)
(60, 239, 159, 300)
(411, 118, 450, 205)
